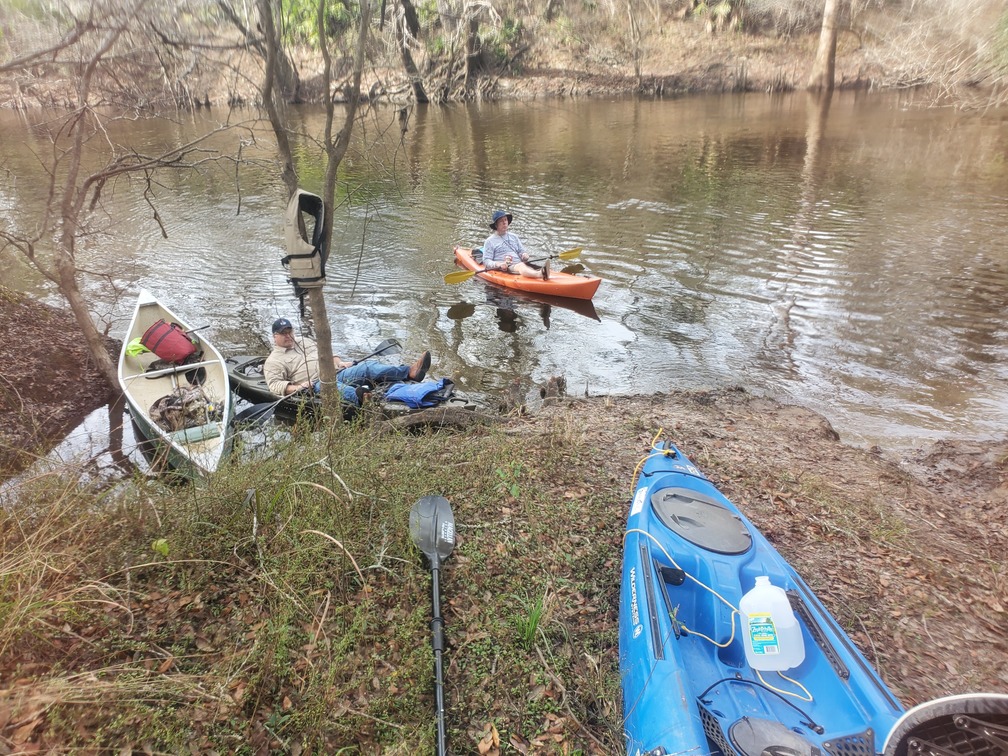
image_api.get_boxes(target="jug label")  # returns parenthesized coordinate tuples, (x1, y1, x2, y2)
(748, 613, 780, 655)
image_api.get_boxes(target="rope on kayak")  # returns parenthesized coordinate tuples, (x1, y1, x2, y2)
(697, 677, 822, 733)
(625, 527, 738, 647)
(629, 428, 680, 494)
(758, 668, 814, 703)
(626, 525, 816, 704)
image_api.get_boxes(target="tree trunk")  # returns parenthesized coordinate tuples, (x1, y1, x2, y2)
(398, 11, 429, 103)
(258, 0, 374, 406)
(464, 15, 480, 91)
(56, 246, 118, 387)
(258, 0, 298, 197)
(807, 0, 840, 92)
(218, 0, 301, 101)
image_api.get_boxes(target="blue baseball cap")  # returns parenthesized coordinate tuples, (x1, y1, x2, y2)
(490, 210, 513, 229)
(271, 317, 293, 334)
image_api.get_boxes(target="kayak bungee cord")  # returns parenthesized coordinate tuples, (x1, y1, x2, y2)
(626, 431, 816, 705)
(623, 527, 739, 645)
(696, 677, 823, 733)
(628, 428, 677, 493)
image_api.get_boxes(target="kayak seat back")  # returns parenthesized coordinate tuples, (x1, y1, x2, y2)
(652, 486, 752, 555)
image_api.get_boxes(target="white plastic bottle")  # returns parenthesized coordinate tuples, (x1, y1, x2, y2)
(739, 576, 806, 671)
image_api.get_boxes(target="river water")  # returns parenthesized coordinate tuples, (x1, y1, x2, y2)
(2, 90, 1007, 451)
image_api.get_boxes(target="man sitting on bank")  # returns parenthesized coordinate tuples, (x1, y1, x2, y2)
(263, 318, 431, 406)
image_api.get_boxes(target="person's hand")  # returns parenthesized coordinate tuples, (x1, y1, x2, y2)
(520, 252, 529, 262)
(337, 360, 352, 369)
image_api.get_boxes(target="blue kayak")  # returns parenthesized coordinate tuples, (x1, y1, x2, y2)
(619, 438, 905, 756)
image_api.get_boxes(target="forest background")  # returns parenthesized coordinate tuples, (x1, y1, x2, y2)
(2, 0, 1007, 112)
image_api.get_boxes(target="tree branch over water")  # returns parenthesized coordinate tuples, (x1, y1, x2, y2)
(1, 0, 257, 388)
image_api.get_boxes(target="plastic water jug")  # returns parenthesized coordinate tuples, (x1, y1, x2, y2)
(739, 576, 805, 671)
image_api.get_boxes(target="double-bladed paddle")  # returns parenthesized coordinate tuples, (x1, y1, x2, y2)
(409, 495, 456, 756)
(443, 247, 583, 285)
(233, 338, 402, 425)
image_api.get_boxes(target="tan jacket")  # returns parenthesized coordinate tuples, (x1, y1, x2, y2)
(264, 338, 320, 396)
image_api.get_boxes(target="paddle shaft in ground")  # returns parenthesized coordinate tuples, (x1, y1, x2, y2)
(430, 563, 448, 755)
(444, 247, 583, 284)
(409, 495, 456, 756)
(232, 338, 402, 425)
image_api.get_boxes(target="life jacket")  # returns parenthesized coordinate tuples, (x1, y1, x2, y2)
(383, 378, 455, 408)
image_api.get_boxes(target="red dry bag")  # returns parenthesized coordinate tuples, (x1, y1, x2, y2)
(140, 319, 197, 363)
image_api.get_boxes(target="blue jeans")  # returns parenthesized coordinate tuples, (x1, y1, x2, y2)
(313, 361, 410, 405)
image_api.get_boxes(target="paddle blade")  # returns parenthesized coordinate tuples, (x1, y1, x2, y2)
(409, 495, 456, 566)
(372, 338, 402, 357)
(555, 247, 582, 260)
(444, 270, 478, 285)
(234, 400, 281, 425)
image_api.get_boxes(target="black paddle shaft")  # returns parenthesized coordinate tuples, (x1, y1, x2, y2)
(430, 564, 448, 756)
(409, 495, 456, 756)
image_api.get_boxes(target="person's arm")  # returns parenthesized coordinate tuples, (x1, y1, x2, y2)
(265, 355, 310, 396)
(513, 233, 530, 262)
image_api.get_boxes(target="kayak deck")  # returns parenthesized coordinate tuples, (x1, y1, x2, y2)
(453, 246, 601, 300)
(619, 439, 905, 756)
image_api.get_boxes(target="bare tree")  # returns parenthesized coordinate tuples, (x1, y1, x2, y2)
(392, 0, 429, 102)
(257, 0, 372, 397)
(0, 0, 245, 388)
(807, 0, 841, 92)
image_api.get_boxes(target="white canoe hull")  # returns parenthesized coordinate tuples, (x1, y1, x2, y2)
(117, 289, 233, 477)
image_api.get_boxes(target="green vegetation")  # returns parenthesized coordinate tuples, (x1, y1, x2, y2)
(0, 415, 625, 752)
(995, 9, 1008, 73)
(279, 0, 358, 45)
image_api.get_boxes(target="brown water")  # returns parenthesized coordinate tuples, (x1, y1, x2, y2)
(3, 90, 1007, 451)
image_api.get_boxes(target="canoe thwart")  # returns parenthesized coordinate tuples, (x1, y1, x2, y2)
(123, 359, 220, 381)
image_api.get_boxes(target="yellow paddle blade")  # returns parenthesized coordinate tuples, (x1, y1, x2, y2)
(444, 269, 479, 284)
(555, 247, 582, 260)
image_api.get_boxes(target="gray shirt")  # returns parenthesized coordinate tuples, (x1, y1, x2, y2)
(482, 231, 528, 270)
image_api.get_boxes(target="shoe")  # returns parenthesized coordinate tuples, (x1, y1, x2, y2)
(354, 385, 372, 406)
(541, 264, 550, 280)
(409, 351, 431, 381)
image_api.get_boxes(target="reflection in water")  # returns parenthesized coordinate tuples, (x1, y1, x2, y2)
(2, 92, 1007, 448)
(763, 91, 835, 377)
(446, 283, 601, 333)
(4, 401, 147, 486)
(446, 302, 477, 320)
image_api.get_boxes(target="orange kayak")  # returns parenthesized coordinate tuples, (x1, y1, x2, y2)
(453, 247, 601, 301)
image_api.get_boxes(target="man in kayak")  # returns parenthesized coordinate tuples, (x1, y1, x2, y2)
(263, 318, 431, 406)
(482, 210, 549, 280)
